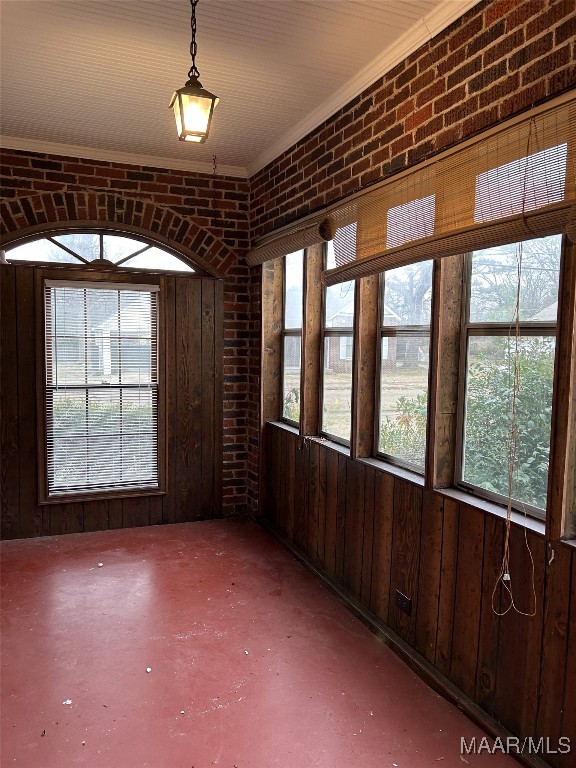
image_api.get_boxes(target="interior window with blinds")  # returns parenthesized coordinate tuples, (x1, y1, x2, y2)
(44, 281, 159, 497)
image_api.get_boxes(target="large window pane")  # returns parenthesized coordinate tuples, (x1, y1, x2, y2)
(104, 235, 146, 263)
(53, 233, 100, 261)
(469, 236, 562, 323)
(379, 334, 429, 469)
(383, 261, 433, 326)
(6, 240, 83, 264)
(282, 335, 301, 423)
(284, 250, 304, 329)
(322, 336, 353, 441)
(281, 250, 303, 426)
(378, 260, 432, 471)
(121, 248, 194, 272)
(462, 334, 556, 511)
(325, 281, 354, 328)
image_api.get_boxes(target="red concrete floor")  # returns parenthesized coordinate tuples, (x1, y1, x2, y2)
(1, 519, 518, 768)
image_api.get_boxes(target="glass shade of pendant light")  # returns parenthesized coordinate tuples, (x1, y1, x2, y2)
(169, 0, 218, 143)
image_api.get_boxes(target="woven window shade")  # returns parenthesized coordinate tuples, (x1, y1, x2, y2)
(323, 97, 575, 285)
(246, 220, 333, 266)
(333, 222, 357, 266)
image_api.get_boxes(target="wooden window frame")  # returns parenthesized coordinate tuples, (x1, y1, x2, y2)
(320, 245, 356, 447)
(280, 329, 302, 428)
(454, 241, 562, 522)
(36, 267, 167, 505)
(261, 233, 576, 540)
(374, 266, 434, 475)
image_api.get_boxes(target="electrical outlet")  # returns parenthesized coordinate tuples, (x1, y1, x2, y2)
(395, 589, 412, 615)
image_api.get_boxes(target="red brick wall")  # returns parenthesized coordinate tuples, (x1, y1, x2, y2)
(250, 0, 576, 239)
(0, 149, 252, 517)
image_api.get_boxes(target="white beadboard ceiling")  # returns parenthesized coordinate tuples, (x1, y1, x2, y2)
(0, 0, 479, 178)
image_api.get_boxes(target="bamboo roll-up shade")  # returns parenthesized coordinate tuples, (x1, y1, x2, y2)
(323, 97, 575, 286)
(246, 220, 333, 266)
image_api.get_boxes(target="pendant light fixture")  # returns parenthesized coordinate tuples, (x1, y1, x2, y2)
(169, 0, 218, 143)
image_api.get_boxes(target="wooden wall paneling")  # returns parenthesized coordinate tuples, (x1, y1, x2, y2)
(414, 490, 443, 664)
(41, 504, 51, 537)
(83, 500, 109, 532)
(262, 425, 273, 522)
(201, 279, 216, 519)
(213, 280, 224, 517)
(535, 542, 572, 756)
(0, 265, 20, 539)
(266, 424, 282, 528)
(360, 465, 376, 607)
(46, 504, 62, 536)
(163, 275, 177, 524)
(435, 498, 460, 676)
(48, 503, 83, 535)
(0, 266, 207, 537)
(122, 495, 150, 529)
(277, 427, 288, 535)
(284, 431, 296, 545)
(494, 528, 545, 738)
(322, 445, 338, 579)
(149, 496, 163, 527)
(334, 453, 348, 584)
(305, 439, 320, 561)
(559, 552, 575, 768)
(175, 279, 202, 522)
(388, 479, 423, 645)
(16, 267, 39, 537)
(474, 514, 504, 715)
(369, 471, 394, 621)
(107, 498, 124, 529)
(343, 459, 365, 600)
(316, 444, 327, 566)
(449, 504, 485, 699)
(293, 437, 307, 550)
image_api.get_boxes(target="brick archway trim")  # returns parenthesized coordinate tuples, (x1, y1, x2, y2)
(0, 192, 237, 277)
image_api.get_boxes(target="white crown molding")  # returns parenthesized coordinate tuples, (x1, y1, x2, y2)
(248, 0, 482, 176)
(0, 136, 249, 179)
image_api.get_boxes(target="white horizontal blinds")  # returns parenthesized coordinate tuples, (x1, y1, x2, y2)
(45, 282, 159, 495)
(324, 97, 576, 285)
